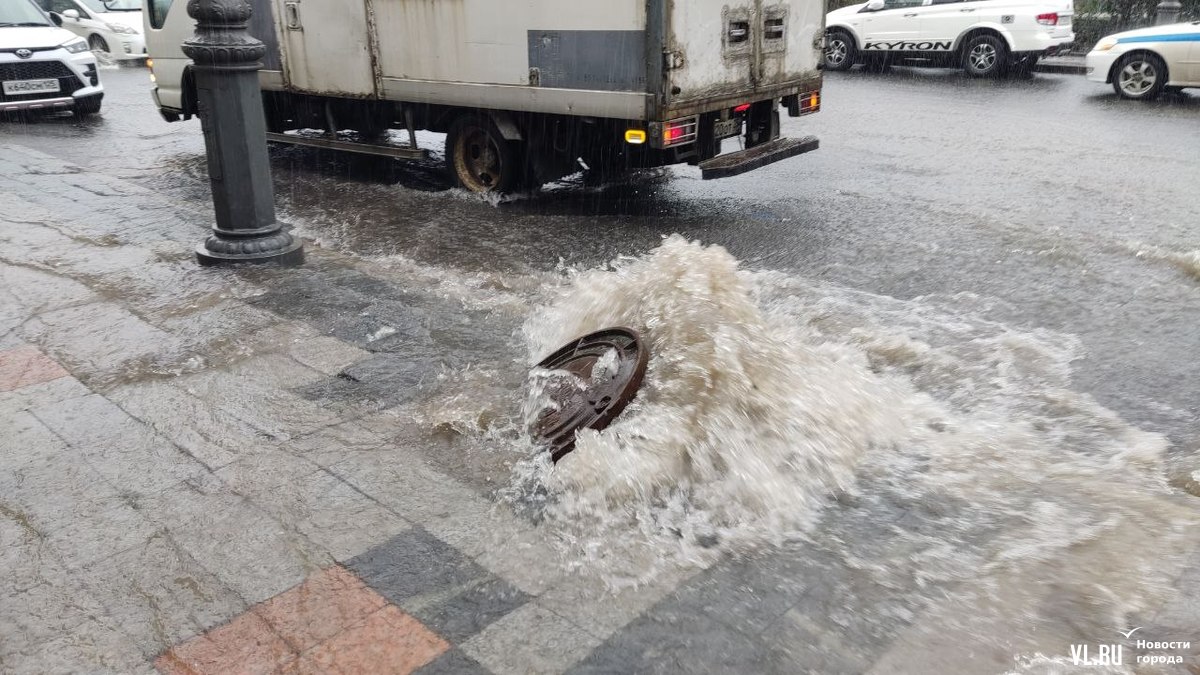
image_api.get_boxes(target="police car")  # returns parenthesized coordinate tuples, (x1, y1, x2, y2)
(1086, 22, 1200, 100)
(825, 0, 1075, 77)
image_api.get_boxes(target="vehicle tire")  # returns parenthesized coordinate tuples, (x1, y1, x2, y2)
(74, 93, 102, 117)
(88, 34, 110, 55)
(824, 30, 857, 71)
(962, 34, 1008, 78)
(445, 114, 524, 193)
(1112, 53, 1167, 100)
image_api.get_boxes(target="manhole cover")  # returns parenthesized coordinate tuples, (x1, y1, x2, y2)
(529, 327, 649, 462)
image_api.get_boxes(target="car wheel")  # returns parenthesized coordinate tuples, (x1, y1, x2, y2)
(1113, 53, 1167, 100)
(962, 34, 1008, 78)
(824, 31, 857, 71)
(88, 34, 110, 55)
(74, 93, 102, 117)
(445, 114, 524, 193)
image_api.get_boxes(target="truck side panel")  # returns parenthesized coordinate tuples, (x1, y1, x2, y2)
(666, 0, 822, 110)
(273, 0, 375, 97)
(370, 0, 643, 86)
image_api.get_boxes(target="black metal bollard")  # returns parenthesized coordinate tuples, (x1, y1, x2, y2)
(183, 0, 302, 266)
(1155, 0, 1182, 24)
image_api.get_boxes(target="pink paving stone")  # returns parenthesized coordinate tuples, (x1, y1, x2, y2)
(156, 612, 296, 675)
(302, 605, 449, 675)
(253, 565, 388, 653)
(0, 345, 69, 392)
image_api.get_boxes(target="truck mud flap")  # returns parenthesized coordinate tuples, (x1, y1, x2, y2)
(699, 135, 819, 180)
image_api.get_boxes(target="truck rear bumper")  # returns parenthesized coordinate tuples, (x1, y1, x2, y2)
(699, 135, 819, 180)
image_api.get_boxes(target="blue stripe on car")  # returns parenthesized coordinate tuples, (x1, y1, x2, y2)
(1116, 33, 1200, 43)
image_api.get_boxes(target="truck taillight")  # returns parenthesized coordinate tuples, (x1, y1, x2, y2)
(1036, 12, 1058, 25)
(801, 91, 820, 114)
(662, 117, 698, 147)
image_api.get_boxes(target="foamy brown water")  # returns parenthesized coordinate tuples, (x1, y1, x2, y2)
(402, 235, 1195, 666)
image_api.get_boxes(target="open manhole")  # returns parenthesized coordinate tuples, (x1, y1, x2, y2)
(529, 327, 649, 462)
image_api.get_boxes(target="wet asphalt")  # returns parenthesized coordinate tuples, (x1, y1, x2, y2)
(4, 63, 1199, 452)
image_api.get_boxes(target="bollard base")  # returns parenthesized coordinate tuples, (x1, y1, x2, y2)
(196, 238, 305, 267)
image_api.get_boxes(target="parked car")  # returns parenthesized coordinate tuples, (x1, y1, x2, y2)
(825, 0, 1075, 77)
(36, 0, 144, 61)
(1, 0, 103, 116)
(1086, 22, 1200, 100)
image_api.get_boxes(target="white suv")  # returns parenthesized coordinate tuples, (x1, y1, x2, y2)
(825, 0, 1075, 77)
(1, 0, 103, 115)
(36, 0, 145, 62)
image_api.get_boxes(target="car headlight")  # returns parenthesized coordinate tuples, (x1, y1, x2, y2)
(1093, 37, 1118, 51)
(106, 22, 139, 35)
(62, 38, 89, 53)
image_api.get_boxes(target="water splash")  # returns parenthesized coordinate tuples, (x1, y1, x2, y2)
(508, 235, 1195, 612)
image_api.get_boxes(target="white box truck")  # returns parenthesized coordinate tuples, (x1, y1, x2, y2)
(143, 0, 824, 192)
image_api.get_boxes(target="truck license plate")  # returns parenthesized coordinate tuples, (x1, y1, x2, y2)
(2, 79, 61, 96)
(713, 118, 740, 139)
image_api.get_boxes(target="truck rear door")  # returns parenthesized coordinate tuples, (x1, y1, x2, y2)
(665, 0, 822, 109)
(273, 0, 376, 97)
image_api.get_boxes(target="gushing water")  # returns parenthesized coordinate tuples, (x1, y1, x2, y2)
(505, 236, 1196, 647)
(400, 235, 1195, 665)
(520, 236, 939, 549)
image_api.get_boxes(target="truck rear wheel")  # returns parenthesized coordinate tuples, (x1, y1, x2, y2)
(446, 114, 523, 193)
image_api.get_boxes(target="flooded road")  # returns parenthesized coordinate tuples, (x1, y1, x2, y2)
(5, 63, 1199, 672)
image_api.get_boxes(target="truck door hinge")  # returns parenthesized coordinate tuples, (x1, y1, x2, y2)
(664, 51, 685, 70)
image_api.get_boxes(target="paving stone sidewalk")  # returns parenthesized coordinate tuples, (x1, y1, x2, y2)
(0, 142, 699, 674)
(3, 142, 1198, 675)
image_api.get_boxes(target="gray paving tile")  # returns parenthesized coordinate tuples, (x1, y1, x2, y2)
(82, 535, 247, 659)
(410, 577, 531, 644)
(567, 607, 780, 675)
(0, 572, 110, 659)
(347, 527, 490, 606)
(220, 353, 326, 390)
(109, 380, 267, 471)
(0, 409, 68, 472)
(464, 602, 603, 675)
(285, 420, 388, 468)
(288, 335, 370, 376)
(330, 449, 558, 595)
(238, 466, 410, 562)
(0, 442, 122, 533)
(0, 614, 148, 674)
(537, 565, 699, 639)
(297, 352, 435, 410)
(140, 477, 328, 605)
(32, 393, 207, 497)
(147, 298, 277, 344)
(214, 449, 323, 495)
(173, 368, 344, 442)
(0, 376, 90, 413)
(43, 494, 157, 570)
(664, 552, 814, 636)
(0, 262, 99, 315)
(19, 302, 181, 385)
(415, 648, 494, 675)
(0, 507, 63, 595)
